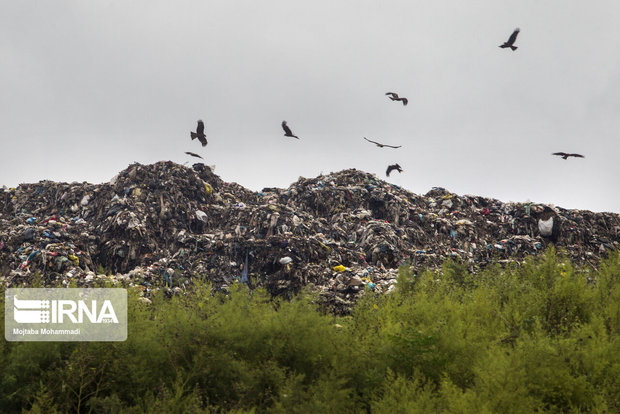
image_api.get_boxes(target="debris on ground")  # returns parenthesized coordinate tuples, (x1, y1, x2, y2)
(1, 162, 619, 313)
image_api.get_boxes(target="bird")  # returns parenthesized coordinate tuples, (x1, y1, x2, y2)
(552, 152, 585, 160)
(190, 119, 208, 147)
(184, 151, 203, 159)
(386, 163, 403, 177)
(500, 28, 520, 51)
(282, 121, 299, 139)
(363, 137, 401, 149)
(537, 206, 560, 242)
(385, 92, 408, 106)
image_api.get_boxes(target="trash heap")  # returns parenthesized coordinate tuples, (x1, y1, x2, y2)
(1, 162, 619, 312)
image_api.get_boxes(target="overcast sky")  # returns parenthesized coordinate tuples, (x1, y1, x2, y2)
(1, 1, 619, 212)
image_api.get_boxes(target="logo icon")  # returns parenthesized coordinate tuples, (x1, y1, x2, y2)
(13, 296, 51, 323)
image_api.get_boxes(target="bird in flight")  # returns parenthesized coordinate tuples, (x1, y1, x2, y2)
(500, 28, 520, 51)
(385, 92, 408, 106)
(190, 119, 208, 147)
(282, 121, 300, 139)
(552, 152, 585, 160)
(386, 163, 403, 177)
(363, 137, 401, 148)
(185, 151, 203, 159)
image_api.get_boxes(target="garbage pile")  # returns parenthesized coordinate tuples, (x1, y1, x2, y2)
(1, 162, 619, 312)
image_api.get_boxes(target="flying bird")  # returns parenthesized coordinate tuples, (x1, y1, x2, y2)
(190, 119, 208, 147)
(500, 28, 520, 51)
(552, 152, 585, 160)
(282, 121, 299, 139)
(386, 163, 403, 177)
(185, 151, 203, 159)
(385, 92, 408, 106)
(363, 137, 401, 149)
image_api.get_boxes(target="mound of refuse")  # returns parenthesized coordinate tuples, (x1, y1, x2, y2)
(1, 161, 619, 312)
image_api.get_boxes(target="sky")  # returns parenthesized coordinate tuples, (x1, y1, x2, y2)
(1, 1, 619, 213)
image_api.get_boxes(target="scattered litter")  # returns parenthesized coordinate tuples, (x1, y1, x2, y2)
(1, 162, 619, 314)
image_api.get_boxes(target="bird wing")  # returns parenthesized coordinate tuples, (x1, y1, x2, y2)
(282, 121, 293, 135)
(386, 166, 393, 176)
(197, 120, 204, 135)
(569, 153, 585, 158)
(552, 152, 567, 157)
(400, 98, 408, 106)
(383, 144, 402, 148)
(197, 135, 207, 147)
(507, 28, 520, 45)
(185, 151, 203, 159)
(385, 92, 398, 98)
(364, 137, 380, 145)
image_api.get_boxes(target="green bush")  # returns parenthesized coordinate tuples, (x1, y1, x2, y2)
(0, 248, 618, 412)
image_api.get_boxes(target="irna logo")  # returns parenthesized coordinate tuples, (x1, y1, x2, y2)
(5, 288, 127, 342)
(13, 296, 119, 324)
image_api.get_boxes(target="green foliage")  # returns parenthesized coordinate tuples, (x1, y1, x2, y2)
(0, 249, 619, 412)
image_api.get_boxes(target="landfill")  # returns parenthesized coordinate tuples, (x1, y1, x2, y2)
(1, 162, 619, 312)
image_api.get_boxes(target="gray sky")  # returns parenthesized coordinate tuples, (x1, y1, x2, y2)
(2, 1, 619, 212)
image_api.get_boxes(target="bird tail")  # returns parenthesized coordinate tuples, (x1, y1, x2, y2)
(511, 46, 518, 51)
(191, 132, 197, 140)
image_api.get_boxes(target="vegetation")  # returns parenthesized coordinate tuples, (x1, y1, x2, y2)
(1, 248, 619, 413)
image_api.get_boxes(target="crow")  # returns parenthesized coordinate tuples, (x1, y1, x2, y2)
(190, 120, 208, 147)
(385, 92, 408, 106)
(363, 137, 401, 148)
(185, 151, 203, 159)
(552, 152, 585, 160)
(282, 121, 299, 139)
(386, 163, 403, 177)
(500, 28, 520, 51)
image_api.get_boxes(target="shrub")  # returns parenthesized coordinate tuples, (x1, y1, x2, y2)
(0, 248, 618, 412)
